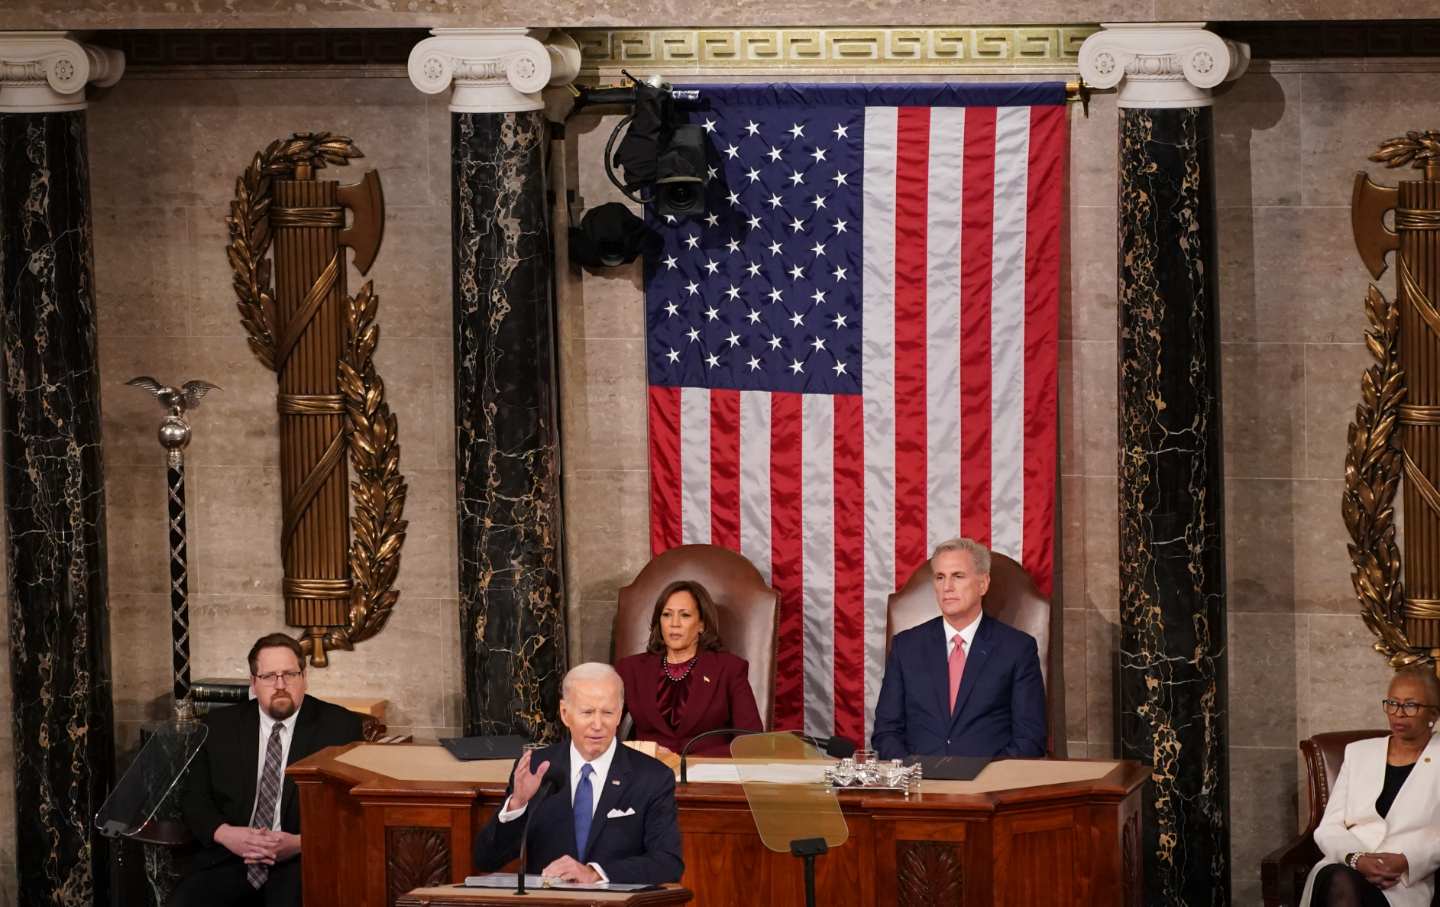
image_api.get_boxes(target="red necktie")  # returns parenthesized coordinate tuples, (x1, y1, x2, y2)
(948, 636, 967, 713)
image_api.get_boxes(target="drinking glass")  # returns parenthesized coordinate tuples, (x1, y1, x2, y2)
(882, 758, 908, 788)
(853, 749, 879, 785)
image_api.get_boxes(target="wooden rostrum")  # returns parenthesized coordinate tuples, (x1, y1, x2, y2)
(227, 133, 407, 667)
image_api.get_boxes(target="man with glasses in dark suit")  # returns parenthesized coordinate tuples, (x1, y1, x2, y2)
(172, 633, 364, 907)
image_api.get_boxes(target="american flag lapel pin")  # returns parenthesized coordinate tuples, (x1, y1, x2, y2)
(611, 779, 621, 785)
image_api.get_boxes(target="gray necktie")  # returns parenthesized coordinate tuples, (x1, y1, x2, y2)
(247, 723, 285, 889)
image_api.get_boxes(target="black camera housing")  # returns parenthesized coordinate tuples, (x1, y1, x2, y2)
(653, 124, 709, 217)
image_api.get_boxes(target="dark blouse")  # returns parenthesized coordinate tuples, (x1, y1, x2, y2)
(1376, 760, 1416, 819)
(655, 657, 697, 730)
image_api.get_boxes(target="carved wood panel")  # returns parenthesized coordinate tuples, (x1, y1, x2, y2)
(1122, 809, 1142, 907)
(386, 826, 451, 907)
(897, 840, 964, 906)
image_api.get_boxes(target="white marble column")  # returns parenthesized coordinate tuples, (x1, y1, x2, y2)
(0, 29, 123, 906)
(0, 31, 123, 112)
(408, 29, 579, 745)
(1079, 22, 1248, 108)
(408, 27, 579, 113)
(1079, 22, 1246, 907)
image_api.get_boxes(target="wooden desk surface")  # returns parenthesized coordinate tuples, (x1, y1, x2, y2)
(395, 884, 692, 906)
(327, 743, 1139, 807)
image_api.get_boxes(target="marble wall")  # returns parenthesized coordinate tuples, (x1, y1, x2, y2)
(0, 49, 1436, 907)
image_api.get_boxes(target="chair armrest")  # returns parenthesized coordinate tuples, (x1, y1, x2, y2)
(1261, 834, 1320, 907)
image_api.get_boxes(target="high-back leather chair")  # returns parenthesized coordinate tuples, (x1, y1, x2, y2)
(614, 545, 779, 727)
(885, 550, 1056, 752)
(1259, 729, 1430, 907)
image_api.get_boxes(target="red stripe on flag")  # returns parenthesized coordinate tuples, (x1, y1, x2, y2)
(832, 394, 866, 744)
(770, 392, 804, 732)
(960, 107, 996, 547)
(1022, 105, 1064, 596)
(893, 106, 931, 582)
(710, 390, 741, 550)
(648, 385, 683, 555)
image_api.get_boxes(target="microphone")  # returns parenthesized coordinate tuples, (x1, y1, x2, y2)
(679, 727, 758, 784)
(678, 729, 860, 783)
(513, 763, 561, 896)
(775, 728, 858, 760)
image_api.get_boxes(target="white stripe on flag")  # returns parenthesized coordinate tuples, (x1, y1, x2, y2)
(926, 107, 964, 550)
(989, 106, 1030, 561)
(861, 106, 899, 738)
(801, 393, 836, 738)
(680, 386, 711, 545)
(738, 391, 772, 582)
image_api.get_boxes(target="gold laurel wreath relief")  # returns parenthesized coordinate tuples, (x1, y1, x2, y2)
(226, 132, 408, 660)
(1343, 283, 1415, 666)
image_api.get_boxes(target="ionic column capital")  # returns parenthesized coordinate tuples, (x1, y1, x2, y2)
(408, 28, 581, 114)
(1078, 22, 1248, 109)
(0, 32, 124, 113)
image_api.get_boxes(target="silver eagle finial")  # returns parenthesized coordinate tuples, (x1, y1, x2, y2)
(127, 377, 221, 465)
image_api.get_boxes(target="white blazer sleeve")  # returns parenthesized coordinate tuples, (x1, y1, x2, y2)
(1399, 833, 1440, 886)
(1396, 778, 1440, 884)
(1314, 756, 1369, 863)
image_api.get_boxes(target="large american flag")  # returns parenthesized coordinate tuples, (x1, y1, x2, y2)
(643, 83, 1066, 743)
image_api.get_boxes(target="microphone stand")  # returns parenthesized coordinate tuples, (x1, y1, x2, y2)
(513, 776, 557, 896)
(790, 837, 828, 907)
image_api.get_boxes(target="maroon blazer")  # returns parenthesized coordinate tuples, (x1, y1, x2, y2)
(615, 650, 764, 756)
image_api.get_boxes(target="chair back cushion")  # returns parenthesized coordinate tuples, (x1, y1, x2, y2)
(615, 545, 779, 726)
(1300, 729, 1389, 833)
(885, 551, 1050, 689)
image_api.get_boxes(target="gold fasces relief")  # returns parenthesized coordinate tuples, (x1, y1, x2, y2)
(1347, 129, 1440, 666)
(226, 132, 408, 668)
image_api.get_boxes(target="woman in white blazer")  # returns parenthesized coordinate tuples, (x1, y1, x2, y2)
(1302, 666, 1440, 907)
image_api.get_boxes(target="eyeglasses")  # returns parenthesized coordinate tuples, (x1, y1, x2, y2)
(254, 670, 304, 686)
(1381, 698, 1436, 716)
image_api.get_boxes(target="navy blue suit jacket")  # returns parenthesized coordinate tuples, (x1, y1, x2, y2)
(871, 615, 1047, 759)
(471, 738, 684, 885)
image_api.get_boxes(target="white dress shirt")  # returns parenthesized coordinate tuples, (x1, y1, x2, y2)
(497, 737, 619, 880)
(942, 612, 981, 660)
(252, 705, 300, 830)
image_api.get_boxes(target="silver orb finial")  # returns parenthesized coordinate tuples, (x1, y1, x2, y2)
(127, 376, 220, 466)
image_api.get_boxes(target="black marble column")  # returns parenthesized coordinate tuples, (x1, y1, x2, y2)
(1116, 105, 1230, 905)
(0, 111, 114, 905)
(452, 110, 566, 740)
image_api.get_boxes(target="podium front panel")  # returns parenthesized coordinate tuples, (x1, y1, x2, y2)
(290, 744, 1147, 907)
